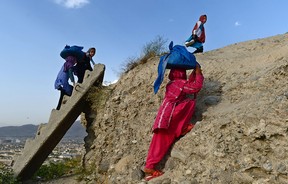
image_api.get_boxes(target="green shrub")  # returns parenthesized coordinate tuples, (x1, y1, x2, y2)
(32, 157, 82, 181)
(33, 162, 66, 180)
(0, 164, 19, 184)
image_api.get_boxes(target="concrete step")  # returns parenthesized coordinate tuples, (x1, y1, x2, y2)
(12, 64, 105, 181)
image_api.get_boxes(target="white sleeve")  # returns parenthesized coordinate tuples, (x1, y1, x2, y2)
(194, 21, 202, 36)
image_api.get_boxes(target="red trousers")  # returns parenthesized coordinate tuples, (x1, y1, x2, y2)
(145, 100, 195, 170)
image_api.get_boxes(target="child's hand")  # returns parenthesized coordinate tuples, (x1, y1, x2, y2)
(195, 64, 202, 74)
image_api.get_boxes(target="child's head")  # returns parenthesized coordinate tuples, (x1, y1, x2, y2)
(87, 47, 96, 57)
(199, 15, 207, 23)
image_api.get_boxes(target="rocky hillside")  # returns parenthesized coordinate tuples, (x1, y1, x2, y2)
(74, 34, 288, 184)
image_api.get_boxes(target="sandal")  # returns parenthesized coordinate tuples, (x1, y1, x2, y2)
(144, 170, 164, 181)
(181, 124, 194, 136)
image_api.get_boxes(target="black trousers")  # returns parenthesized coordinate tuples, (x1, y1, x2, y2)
(193, 46, 204, 54)
(75, 63, 93, 83)
(56, 89, 70, 110)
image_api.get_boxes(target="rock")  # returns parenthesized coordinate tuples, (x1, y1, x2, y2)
(171, 149, 187, 164)
(131, 168, 145, 181)
(262, 162, 273, 172)
(276, 163, 286, 174)
(98, 160, 109, 174)
(114, 155, 134, 173)
(185, 169, 192, 175)
(203, 96, 220, 105)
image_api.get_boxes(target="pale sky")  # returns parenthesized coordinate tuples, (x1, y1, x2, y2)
(0, 0, 287, 127)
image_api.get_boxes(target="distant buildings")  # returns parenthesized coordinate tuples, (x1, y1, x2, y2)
(0, 136, 85, 167)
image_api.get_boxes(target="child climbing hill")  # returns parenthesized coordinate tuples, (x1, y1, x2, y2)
(185, 14, 207, 53)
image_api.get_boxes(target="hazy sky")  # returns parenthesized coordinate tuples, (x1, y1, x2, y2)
(0, 0, 287, 127)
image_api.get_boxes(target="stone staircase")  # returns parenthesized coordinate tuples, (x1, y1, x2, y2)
(12, 64, 105, 181)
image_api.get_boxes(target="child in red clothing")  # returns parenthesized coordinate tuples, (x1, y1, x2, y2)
(185, 15, 207, 53)
(144, 64, 204, 181)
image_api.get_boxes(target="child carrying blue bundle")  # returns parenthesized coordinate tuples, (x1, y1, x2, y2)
(154, 41, 200, 94)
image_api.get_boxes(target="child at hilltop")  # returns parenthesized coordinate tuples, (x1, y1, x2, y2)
(143, 64, 204, 181)
(185, 14, 207, 54)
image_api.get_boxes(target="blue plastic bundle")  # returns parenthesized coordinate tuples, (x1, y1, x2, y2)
(153, 41, 199, 94)
(165, 42, 197, 69)
(60, 45, 85, 61)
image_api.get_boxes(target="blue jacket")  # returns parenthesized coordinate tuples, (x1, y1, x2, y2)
(54, 66, 73, 96)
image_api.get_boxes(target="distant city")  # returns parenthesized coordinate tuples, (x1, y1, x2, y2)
(0, 121, 87, 166)
(0, 136, 85, 166)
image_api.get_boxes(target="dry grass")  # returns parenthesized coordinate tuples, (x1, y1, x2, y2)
(119, 35, 168, 75)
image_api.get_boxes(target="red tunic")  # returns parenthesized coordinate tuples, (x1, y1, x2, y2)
(145, 69, 204, 170)
(192, 15, 206, 43)
(153, 70, 204, 136)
